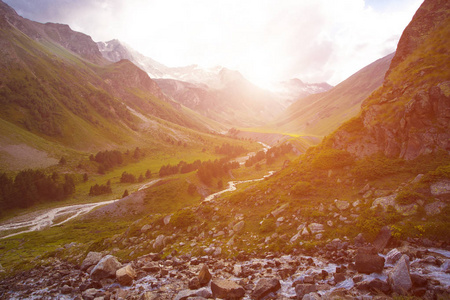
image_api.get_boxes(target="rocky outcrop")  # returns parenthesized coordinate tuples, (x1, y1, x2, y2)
(330, 0, 450, 160)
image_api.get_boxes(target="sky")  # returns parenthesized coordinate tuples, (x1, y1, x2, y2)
(5, 0, 423, 87)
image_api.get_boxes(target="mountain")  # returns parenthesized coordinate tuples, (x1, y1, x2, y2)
(271, 78, 333, 107)
(97, 39, 329, 127)
(329, 0, 449, 160)
(0, 1, 216, 169)
(270, 52, 394, 137)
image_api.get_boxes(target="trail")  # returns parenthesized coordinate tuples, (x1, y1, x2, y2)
(0, 179, 161, 239)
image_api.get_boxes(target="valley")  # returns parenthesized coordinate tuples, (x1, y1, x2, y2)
(0, 0, 449, 299)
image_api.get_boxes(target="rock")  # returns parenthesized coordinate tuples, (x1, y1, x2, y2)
(81, 252, 103, 271)
(386, 248, 403, 265)
(142, 262, 160, 273)
(251, 277, 281, 300)
(174, 289, 197, 300)
(308, 223, 324, 234)
(198, 264, 212, 287)
(61, 284, 72, 294)
(271, 204, 288, 217)
(371, 195, 396, 210)
(352, 199, 361, 207)
(295, 284, 317, 299)
(411, 273, 427, 287)
(354, 247, 385, 274)
(327, 220, 333, 227)
(82, 288, 100, 300)
(116, 264, 136, 286)
(163, 214, 172, 225)
(356, 278, 390, 293)
(141, 291, 159, 300)
(335, 200, 350, 210)
(141, 224, 152, 233)
(302, 292, 322, 300)
(373, 226, 391, 252)
(425, 201, 446, 216)
(90, 255, 121, 281)
(211, 279, 245, 299)
(233, 221, 245, 233)
(189, 277, 201, 290)
(359, 183, 371, 194)
(430, 180, 450, 196)
(301, 227, 310, 236)
(388, 255, 412, 295)
(290, 232, 301, 243)
(213, 247, 222, 256)
(233, 265, 243, 277)
(354, 233, 365, 245)
(334, 273, 346, 283)
(153, 234, 165, 249)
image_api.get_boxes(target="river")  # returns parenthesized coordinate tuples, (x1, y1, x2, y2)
(0, 144, 271, 239)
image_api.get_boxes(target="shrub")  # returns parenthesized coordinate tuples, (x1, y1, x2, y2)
(312, 149, 354, 170)
(395, 190, 423, 205)
(259, 218, 276, 233)
(292, 181, 313, 197)
(171, 209, 197, 229)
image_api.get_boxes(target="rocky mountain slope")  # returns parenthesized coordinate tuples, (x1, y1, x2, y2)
(270, 52, 394, 137)
(329, 0, 450, 160)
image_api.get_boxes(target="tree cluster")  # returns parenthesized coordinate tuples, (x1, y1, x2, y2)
(159, 160, 202, 177)
(245, 150, 266, 167)
(214, 143, 247, 158)
(0, 170, 75, 210)
(266, 143, 293, 165)
(90, 150, 123, 173)
(197, 159, 240, 185)
(89, 183, 112, 196)
(120, 171, 137, 183)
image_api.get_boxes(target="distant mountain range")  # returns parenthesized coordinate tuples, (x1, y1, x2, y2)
(97, 39, 332, 127)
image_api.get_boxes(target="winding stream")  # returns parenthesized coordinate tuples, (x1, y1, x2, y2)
(0, 144, 271, 239)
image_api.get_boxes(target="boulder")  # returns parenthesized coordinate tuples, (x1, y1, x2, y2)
(90, 255, 121, 281)
(174, 289, 197, 300)
(142, 262, 160, 273)
(425, 201, 446, 216)
(388, 255, 412, 295)
(153, 234, 165, 249)
(188, 277, 201, 290)
(141, 224, 152, 233)
(373, 226, 391, 252)
(302, 292, 322, 300)
(233, 221, 245, 232)
(198, 264, 212, 286)
(211, 279, 245, 299)
(308, 223, 324, 234)
(251, 277, 281, 300)
(301, 227, 310, 236)
(386, 248, 403, 265)
(355, 278, 390, 293)
(354, 247, 385, 274)
(116, 264, 136, 286)
(163, 214, 172, 225)
(81, 251, 103, 271)
(430, 180, 450, 196)
(295, 284, 317, 299)
(335, 200, 350, 211)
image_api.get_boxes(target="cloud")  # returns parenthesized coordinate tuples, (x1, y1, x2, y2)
(4, 0, 423, 86)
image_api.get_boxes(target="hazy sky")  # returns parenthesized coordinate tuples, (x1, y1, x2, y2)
(5, 0, 423, 86)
